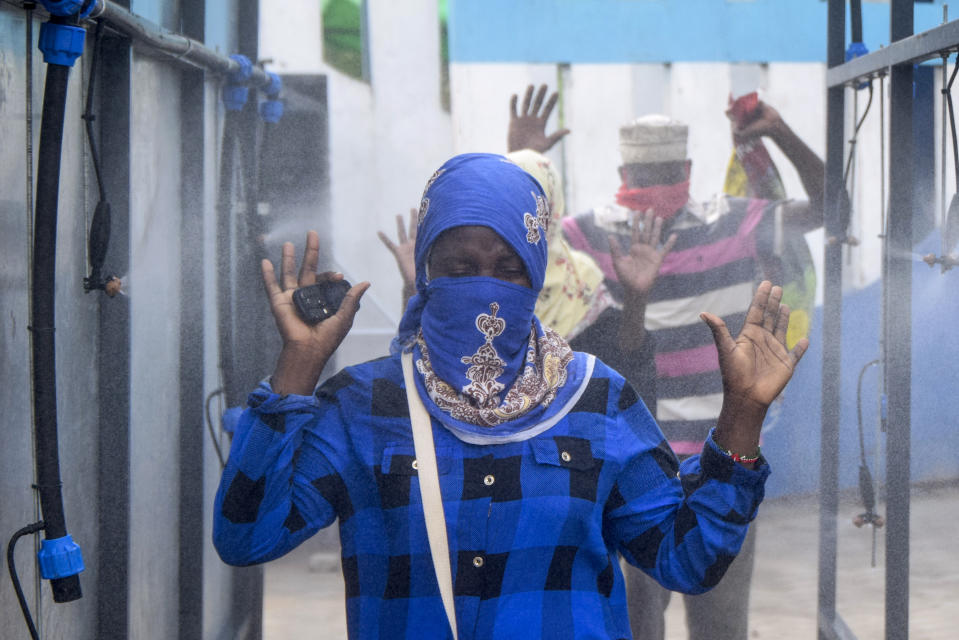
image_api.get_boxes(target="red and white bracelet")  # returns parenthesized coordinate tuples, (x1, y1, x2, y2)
(716, 442, 761, 464)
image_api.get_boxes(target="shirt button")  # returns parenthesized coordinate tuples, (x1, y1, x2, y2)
(472, 556, 484, 568)
(561, 451, 571, 463)
(483, 474, 495, 486)
(411, 460, 419, 470)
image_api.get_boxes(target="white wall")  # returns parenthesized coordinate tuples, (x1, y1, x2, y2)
(448, 61, 930, 304)
(261, 5, 954, 331)
(259, 0, 454, 366)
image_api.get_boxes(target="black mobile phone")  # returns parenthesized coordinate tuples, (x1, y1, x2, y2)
(292, 280, 353, 325)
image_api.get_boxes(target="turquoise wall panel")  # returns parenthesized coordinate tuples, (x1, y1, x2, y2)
(449, 0, 949, 63)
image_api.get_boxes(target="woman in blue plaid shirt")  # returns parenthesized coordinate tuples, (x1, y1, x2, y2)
(213, 153, 807, 639)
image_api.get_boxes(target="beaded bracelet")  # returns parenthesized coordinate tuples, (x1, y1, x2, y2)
(716, 442, 761, 464)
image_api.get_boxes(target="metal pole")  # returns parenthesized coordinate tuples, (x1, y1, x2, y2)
(886, 3, 914, 639)
(819, 2, 845, 638)
(95, 28, 132, 640)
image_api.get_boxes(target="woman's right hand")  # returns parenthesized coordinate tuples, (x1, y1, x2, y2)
(263, 230, 370, 395)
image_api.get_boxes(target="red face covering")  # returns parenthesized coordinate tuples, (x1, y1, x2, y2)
(615, 180, 690, 220)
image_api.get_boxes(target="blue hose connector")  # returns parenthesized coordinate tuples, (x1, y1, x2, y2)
(38, 0, 85, 15)
(37, 534, 85, 580)
(38, 0, 101, 18)
(223, 85, 249, 111)
(258, 72, 283, 122)
(846, 42, 870, 90)
(259, 99, 283, 123)
(38, 21, 86, 67)
(223, 54, 254, 111)
(263, 72, 282, 98)
(228, 54, 254, 84)
(845, 41, 869, 62)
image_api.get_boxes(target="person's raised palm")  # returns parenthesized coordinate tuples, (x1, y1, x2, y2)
(608, 210, 677, 298)
(508, 84, 570, 153)
(701, 281, 807, 409)
(262, 231, 369, 363)
(377, 209, 417, 290)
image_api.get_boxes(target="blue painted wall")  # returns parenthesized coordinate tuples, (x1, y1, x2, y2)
(449, 0, 949, 63)
(762, 229, 959, 498)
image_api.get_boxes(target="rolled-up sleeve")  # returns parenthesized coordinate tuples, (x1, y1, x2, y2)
(212, 380, 347, 566)
(605, 386, 770, 595)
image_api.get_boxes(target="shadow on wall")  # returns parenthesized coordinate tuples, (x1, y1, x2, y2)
(762, 229, 959, 498)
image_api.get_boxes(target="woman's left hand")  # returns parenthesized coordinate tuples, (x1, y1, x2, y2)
(701, 281, 807, 407)
(701, 281, 809, 460)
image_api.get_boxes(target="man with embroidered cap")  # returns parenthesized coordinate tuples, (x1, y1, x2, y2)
(558, 103, 830, 640)
(212, 152, 810, 639)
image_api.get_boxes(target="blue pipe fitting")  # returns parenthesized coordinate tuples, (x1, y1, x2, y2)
(228, 54, 253, 85)
(38, 0, 85, 15)
(263, 72, 282, 98)
(259, 99, 283, 123)
(223, 54, 254, 111)
(846, 42, 870, 90)
(222, 85, 249, 111)
(77, 0, 103, 19)
(845, 41, 869, 62)
(38, 0, 101, 17)
(38, 21, 86, 67)
(37, 534, 85, 580)
(258, 72, 283, 121)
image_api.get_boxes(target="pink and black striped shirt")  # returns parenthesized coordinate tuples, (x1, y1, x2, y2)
(563, 197, 780, 455)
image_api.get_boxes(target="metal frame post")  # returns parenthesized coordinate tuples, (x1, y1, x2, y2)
(95, 22, 132, 640)
(177, 2, 206, 636)
(885, 3, 914, 639)
(819, 2, 846, 639)
(824, 0, 929, 637)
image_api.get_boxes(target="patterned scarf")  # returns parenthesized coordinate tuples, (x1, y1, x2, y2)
(506, 150, 614, 340)
(393, 153, 590, 441)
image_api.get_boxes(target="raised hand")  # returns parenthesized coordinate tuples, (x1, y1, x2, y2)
(377, 208, 417, 291)
(729, 100, 786, 143)
(608, 209, 678, 299)
(702, 281, 807, 407)
(701, 281, 809, 463)
(508, 84, 570, 153)
(263, 230, 370, 394)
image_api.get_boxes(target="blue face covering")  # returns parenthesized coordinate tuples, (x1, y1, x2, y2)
(420, 276, 539, 407)
(393, 153, 590, 441)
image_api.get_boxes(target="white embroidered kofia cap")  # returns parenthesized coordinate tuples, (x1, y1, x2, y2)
(619, 114, 689, 165)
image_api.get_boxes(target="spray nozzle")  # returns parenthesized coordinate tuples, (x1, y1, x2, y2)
(826, 233, 860, 247)
(921, 192, 959, 272)
(852, 464, 885, 529)
(921, 252, 959, 272)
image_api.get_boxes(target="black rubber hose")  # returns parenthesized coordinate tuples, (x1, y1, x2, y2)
(83, 21, 112, 291)
(8, 522, 45, 640)
(32, 60, 82, 603)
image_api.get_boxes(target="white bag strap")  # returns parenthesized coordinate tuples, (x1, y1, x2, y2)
(401, 351, 458, 640)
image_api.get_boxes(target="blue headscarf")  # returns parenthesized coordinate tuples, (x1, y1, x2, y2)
(395, 153, 592, 443)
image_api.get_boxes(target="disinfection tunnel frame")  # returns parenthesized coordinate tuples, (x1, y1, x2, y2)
(821, 1, 955, 639)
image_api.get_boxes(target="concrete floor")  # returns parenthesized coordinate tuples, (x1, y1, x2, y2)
(263, 481, 959, 639)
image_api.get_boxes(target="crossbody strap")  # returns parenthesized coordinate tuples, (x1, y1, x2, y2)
(401, 351, 458, 640)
